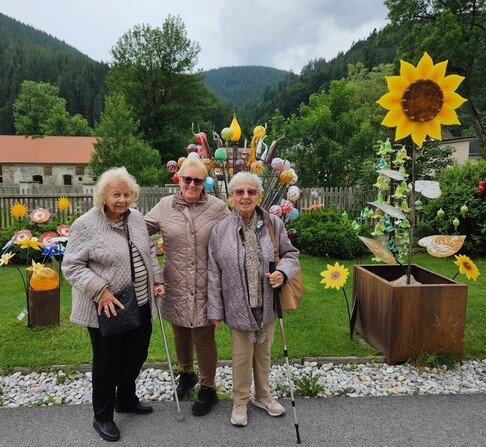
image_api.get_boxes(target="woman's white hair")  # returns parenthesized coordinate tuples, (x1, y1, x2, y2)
(228, 172, 263, 195)
(93, 167, 140, 209)
(177, 158, 208, 179)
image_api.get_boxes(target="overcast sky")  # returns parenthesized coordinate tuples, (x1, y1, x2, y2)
(1, 0, 389, 73)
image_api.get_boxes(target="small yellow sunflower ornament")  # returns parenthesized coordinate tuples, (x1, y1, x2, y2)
(454, 255, 480, 282)
(377, 52, 467, 148)
(10, 202, 28, 219)
(56, 196, 71, 211)
(320, 262, 350, 290)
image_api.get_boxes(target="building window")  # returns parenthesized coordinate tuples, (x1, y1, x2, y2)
(0, 176, 3, 183)
(0, 165, 2, 175)
(33, 175, 43, 184)
(43, 166, 52, 176)
(75, 165, 85, 175)
(63, 174, 72, 185)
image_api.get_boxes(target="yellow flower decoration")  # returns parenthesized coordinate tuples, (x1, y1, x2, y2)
(14, 238, 43, 251)
(377, 52, 467, 148)
(250, 160, 265, 174)
(10, 202, 28, 219)
(56, 196, 71, 211)
(0, 252, 15, 266)
(280, 170, 293, 184)
(454, 255, 480, 281)
(26, 260, 45, 274)
(320, 262, 350, 290)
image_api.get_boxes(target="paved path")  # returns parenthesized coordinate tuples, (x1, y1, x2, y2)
(1, 394, 485, 447)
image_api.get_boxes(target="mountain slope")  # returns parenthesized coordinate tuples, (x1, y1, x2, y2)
(204, 65, 290, 110)
(0, 13, 108, 134)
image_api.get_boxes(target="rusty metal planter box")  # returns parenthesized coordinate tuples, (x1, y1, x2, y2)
(28, 287, 60, 327)
(353, 264, 467, 364)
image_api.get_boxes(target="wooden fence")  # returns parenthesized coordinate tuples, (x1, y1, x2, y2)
(1, 186, 374, 229)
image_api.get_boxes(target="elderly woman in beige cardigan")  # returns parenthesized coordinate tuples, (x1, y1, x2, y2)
(144, 158, 230, 416)
(62, 167, 163, 442)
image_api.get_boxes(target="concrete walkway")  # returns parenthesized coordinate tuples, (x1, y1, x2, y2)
(1, 394, 485, 447)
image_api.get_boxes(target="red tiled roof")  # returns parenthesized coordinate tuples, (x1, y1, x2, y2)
(0, 135, 96, 164)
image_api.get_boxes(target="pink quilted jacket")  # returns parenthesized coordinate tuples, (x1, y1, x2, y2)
(145, 192, 230, 327)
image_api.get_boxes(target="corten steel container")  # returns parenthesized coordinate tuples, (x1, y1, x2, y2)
(28, 287, 60, 327)
(353, 264, 467, 364)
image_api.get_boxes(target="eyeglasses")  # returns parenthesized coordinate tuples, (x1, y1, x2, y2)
(233, 188, 258, 197)
(181, 176, 205, 186)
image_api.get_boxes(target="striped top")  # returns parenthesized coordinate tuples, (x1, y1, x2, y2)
(115, 218, 149, 306)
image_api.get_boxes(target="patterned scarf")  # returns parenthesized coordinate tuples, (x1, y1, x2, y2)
(240, 211, 267, 344)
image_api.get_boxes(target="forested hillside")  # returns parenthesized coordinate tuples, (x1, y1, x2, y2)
(251, 28, 405, 123)
(0, 13, 108, 134)
(204, 65, 290, 111)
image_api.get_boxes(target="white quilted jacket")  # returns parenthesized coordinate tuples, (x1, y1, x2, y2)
(62, 207, 163, 328)
(144, 192, 230, 327)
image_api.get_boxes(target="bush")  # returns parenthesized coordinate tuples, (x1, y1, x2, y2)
(288, 208, 369, 259)
(416, 160, 486, 256)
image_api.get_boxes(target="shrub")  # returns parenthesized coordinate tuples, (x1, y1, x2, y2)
(416, 160, 486, 256)
(288, 208, 369, 259)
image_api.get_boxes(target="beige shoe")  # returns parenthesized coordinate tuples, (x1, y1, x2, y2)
(251, 396, 285, 416)
(231, 403, 248, 426)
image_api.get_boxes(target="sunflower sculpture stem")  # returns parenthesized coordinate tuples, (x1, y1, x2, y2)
(406, 144, 417, 285)
(341, 288, 352, 339)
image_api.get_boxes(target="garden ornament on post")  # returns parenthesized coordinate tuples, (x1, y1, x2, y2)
(365, 51, 474, 282)
(270, 261, 301, 444)
(1, 199, 72, 326)
(164, 115, 300, 213)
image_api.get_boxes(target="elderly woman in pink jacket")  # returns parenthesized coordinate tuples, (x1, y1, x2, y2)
(207, 172, 300, 427)
(145, 158, 230, 416)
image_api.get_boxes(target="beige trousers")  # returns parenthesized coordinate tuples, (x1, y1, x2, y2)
(230, 322, 276, 404)
(171, 324, 217, 388)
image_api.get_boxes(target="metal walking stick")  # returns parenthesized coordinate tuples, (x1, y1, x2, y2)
(269, 261, 302, 444)
(156, 301, 185, 421)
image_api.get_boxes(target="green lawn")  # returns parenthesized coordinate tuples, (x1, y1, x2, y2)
(0, 254, 484, 369)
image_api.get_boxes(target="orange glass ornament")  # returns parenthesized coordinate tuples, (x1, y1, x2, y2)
(30, 267, 59, 291)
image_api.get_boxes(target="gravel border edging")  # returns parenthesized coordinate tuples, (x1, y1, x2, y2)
(4, 356, 385, 375)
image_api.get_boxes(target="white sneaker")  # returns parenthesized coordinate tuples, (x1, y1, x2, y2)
(251, 396, 285, 416)
(231, 403, 248, 426)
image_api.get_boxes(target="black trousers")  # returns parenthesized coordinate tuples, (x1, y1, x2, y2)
(88, 303, 152, 422)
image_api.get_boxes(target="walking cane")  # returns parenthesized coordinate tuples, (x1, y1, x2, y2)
(156, 301, 185, 421)
(269, 261, 302, 444)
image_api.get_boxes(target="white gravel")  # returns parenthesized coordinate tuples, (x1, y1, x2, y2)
(1, 359, 485, 408)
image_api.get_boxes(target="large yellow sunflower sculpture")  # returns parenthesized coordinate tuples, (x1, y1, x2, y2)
(320, 262, 350, 290)
(454, 255, 480, 281)
(377, 52, 467, 147)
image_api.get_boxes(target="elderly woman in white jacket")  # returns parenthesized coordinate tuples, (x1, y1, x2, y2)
(62, 167, 163, 442)
(207, 172, 300, 427)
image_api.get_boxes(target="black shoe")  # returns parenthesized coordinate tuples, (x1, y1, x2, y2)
(115, 402, 153, 414)
(93, 419, 120, 442)
(176, 371, 198, 400)
(192, 386, 219, 416)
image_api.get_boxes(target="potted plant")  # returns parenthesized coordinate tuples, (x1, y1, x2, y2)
(349, 52, 479, 363)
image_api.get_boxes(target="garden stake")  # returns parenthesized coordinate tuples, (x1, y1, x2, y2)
(269, 261, 301, 444)
(156, 301, 184, 421)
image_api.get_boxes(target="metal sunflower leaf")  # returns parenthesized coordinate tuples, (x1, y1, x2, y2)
(417, 235, 466, 258)
(412, 180, 441, 199)
(367, 201, 408, 220)
(377, 169, 405, 181)
(358, 236, 397, 264)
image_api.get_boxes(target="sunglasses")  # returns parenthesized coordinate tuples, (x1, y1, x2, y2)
(181, 176, 205, 186)
(233, 188, 258, 197)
